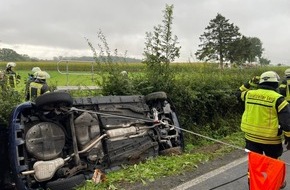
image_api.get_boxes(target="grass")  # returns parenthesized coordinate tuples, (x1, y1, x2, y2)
(16, 70, 102, 86)
(11, 70, 105, 100)
(77, 131, 245, 190)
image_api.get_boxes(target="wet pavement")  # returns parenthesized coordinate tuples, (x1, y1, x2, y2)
(171, 146, 290, 190)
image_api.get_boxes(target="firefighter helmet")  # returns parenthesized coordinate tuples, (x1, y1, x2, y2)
(35, 71, 50, 80)
(6, 62, 16, 68)
(120, 70, 128, 76)
(259, 71, 280, 84)
(285, 68, 290, 76)
(31, 67, 41, 73)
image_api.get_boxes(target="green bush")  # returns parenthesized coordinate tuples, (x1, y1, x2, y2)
(0, 87, 22, 125)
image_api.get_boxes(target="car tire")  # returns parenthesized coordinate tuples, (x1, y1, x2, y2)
(45, 174, 86, 190)
(35, 92, 73, 111)
(145, 91, 167, 102)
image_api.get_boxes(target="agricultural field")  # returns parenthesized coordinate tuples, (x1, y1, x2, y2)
(1, 61, 109, 90)
(1, 61, 286, 91)
(0, 60, 286, 78)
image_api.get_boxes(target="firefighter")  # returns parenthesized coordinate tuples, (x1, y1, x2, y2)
(3, 62, 20, 88)
(27, 71, 50, 101)
(278, 68, 290, 102)
(25, 67, 42, 100)
(237, 71, 290, 189)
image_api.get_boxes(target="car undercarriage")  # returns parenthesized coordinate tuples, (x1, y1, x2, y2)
(1, 91, 183, 190)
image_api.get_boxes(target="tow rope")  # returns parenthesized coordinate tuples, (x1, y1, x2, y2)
(174, 126, 245, 151)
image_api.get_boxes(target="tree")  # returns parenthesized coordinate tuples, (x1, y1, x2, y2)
(0, 48, 35, 61)
(143, 4, 180, 92)
(247, 37, 263, 63)
(228, 36, 251, 64)
(259, 57, 271, 65)
(228, 36, 264, 65)
(195, 13, 241, 68)
(0, 48, 22, 61)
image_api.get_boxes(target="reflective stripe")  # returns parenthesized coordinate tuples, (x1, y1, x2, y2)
(245, 133, 282, 144)
(278, 100, 288, 112)
(241, 91, 247, 101)
(286, 80, 290, 101)
(284, 131, 290, 138)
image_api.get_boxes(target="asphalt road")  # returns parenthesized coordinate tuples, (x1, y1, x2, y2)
(171, 146, 290, 190)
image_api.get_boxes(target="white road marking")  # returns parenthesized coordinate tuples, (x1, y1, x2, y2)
(170, 156, 248, 190)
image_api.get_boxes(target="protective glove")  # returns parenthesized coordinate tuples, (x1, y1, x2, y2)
(248, 76, 260, 88)
(250, 76, 260, 84)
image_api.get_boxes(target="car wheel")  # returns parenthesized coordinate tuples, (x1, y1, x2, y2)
(145, 91, 167, 102)
(35, 92, 73, 111)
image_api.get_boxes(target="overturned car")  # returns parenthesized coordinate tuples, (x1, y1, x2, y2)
(0, 91, 184, 190)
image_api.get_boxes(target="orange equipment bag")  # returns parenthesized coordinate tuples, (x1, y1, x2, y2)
(248, 151, 286, 190)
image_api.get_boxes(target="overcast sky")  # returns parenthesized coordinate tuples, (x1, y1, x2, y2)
(1, 0, 290, 64)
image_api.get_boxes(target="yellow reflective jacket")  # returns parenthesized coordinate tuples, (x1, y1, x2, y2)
(241, 89, 288, 144)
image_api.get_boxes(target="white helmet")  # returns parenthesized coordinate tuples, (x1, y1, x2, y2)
(31, 67, 41, 73)
(6, 62, 16, 68)
(120, 70, 128, 76)
(259, 71, 280, 84)
(285, 68, 290, 76)
(35, 71, 50, 80)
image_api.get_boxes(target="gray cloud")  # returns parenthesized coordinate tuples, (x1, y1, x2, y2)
(1, 0, 290, 64)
